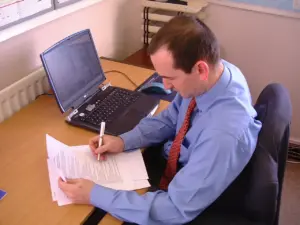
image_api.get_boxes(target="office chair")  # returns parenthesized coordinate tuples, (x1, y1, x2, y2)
(245, 83, 292, 225)
(187, 83, 292, 225)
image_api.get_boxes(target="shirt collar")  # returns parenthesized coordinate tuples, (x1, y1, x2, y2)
(195, 62, 231, 112)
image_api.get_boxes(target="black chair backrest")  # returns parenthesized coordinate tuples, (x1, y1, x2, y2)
(246, 83, 292, 225)
(204, 83, 292, 225)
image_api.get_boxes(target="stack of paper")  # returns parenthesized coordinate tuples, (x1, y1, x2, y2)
(46, 134, 150, 206)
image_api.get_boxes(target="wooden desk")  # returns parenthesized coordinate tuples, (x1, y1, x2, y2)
(0, 59, 169, 225)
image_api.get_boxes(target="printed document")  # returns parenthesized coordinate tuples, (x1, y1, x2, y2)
(46, 134, 150, 206)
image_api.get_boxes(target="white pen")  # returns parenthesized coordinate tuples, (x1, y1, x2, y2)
(97, 121, 106, 161)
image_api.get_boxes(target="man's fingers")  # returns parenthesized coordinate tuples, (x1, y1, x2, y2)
(66, 178, 81, 184)
(89, 141, 96, 152)
(89, 136, 100, 152)
(58, 178, 80, 191)
(95, 145, 109, 154)
(100, 154, 107, 161)
(58, 178, 69, 191)
(62, 190, 73, 198)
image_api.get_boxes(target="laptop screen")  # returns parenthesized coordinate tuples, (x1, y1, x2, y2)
(40, 29, 106, 113)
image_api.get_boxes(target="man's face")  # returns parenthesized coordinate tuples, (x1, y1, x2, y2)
(150, 48, 209, 98)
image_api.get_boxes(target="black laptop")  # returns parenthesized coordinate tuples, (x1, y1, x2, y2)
(40, 29, 159, 136)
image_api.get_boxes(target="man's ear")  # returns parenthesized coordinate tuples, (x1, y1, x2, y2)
(195, 61, 209, 81)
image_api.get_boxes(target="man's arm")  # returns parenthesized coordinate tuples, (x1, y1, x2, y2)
(119, 95, 182, 151)
(90, 129, 258, 225)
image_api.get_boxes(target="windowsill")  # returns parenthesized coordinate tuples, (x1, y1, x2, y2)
(0, 0, 103, 43)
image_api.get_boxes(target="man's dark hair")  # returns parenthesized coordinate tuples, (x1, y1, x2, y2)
(148, 15, 220, 74)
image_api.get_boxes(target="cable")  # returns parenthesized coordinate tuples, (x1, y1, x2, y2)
(35, 93, 54, 100)
(104, 70, 138, 88)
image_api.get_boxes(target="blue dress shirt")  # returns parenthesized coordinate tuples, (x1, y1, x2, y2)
(90, 60, 262, 225)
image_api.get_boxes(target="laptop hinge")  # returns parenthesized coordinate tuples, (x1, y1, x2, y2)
(100, 82, 111, 91)
(65, 108, 78, 122)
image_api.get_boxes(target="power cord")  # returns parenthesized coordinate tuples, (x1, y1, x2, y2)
(35, 70, 137, 100)
(35, 93, 54, 100)
(104, 70, 138, 88)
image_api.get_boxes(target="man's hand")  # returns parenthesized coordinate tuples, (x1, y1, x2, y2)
(58, 178, 95, 204)
(89, 135, 125, 160)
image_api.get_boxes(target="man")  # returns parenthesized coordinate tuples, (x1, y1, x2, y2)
(58, 15, 262, 224)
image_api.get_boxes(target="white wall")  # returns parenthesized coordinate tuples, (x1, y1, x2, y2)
(204, 3, 300, 141)
(0, 0, 143, 91)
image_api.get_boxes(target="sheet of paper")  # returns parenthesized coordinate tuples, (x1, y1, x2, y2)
(47, 159, 72, 206)
(69, 145, 149, 182)
(115, 150, 149, 181)
(46, 134, 68, 159)
(0, 3, 19, 27)
(52, 147, 123, 185)
(69, 147, 150, 190)
(47, 159, 57, 201)
(18, 0, 52, 18)
(47, 136, 124, 185)
(45, 134, 150, 206)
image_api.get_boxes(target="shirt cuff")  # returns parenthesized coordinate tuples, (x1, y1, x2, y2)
(119, 131, 141, 152)
(90, 184, 116, 212)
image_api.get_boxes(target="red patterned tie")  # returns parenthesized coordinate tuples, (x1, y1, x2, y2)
(159, 97, 197, 191)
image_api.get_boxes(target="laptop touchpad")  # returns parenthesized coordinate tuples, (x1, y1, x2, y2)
(108, 109, 146, 135)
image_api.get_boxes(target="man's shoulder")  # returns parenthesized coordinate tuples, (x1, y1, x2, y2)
(205, 97, 261, 143)
(206, 74, 259, 140)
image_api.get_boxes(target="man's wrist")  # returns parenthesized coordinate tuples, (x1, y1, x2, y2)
(89, 183, 97, 204)
(119, 132, 140, 151)
(118, 136, 126, 152)
(89, 184, 116, 212)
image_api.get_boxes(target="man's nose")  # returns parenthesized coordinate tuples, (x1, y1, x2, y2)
(163, 79, 173, 90)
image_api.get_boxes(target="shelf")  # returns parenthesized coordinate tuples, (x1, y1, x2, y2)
(142, 0, 208, 14)
(141, 0, 208, 44)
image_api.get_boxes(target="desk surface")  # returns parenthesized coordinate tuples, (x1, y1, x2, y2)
(0, 59, 169, 225)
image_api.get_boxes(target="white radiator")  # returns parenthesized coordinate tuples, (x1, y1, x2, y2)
(0, 68, 50, 123)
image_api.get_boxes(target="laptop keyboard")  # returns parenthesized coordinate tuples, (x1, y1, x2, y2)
(79, 88, 140, 126)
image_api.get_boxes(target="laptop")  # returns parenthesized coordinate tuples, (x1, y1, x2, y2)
(40, 29, 159, 136)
